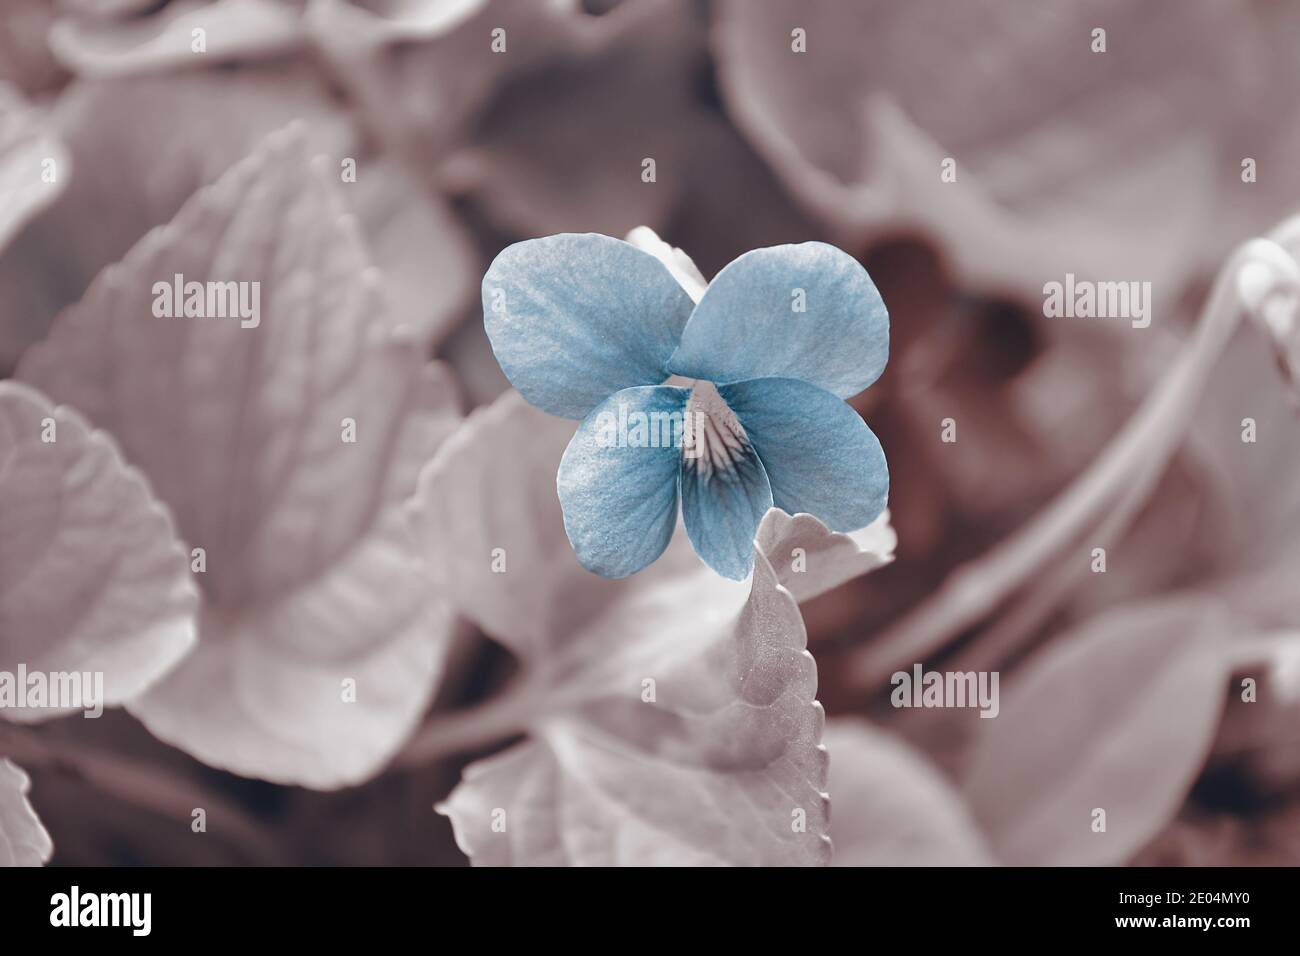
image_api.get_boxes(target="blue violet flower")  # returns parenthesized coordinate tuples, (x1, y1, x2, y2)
(483, 228, 890, 580)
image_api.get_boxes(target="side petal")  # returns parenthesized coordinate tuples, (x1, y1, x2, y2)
(483, 234, 696, 419)
(680, 414, 773, 581)
(719, 378, 888, 532)
(668, 242, 888, 398)
(557, 385, 689, 578)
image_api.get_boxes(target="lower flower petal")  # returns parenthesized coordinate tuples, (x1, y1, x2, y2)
(558, 386, 690, 578)
(680, 384, 774, 580)
(719, 377, 888, 532)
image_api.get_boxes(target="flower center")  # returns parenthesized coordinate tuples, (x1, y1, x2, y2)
(683, 380, 750, 479)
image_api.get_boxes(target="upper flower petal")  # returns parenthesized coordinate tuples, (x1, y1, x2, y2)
(557, 385, 689, 578)
(668, 242, 888, 398)
(483, 234, 696, 419)
(719, 377, 888, 532)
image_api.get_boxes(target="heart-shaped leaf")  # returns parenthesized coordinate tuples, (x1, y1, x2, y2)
(962, 597, 1229, 865)
(0, 67, 476, 372)
(0, 381, 197, 717)
(824, 718, 991, 866)
(415, 391, 900, 865)
(18, 125, 461, 788)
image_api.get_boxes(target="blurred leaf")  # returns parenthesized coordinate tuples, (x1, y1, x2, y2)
(304, 0, 487, 50)
(440, 0, 705, 237)
(824, 718, 991, 866)
(963, 597, 1229, 865)
(0, 84, 66, 253)
(0, 66, 476, 370)
(0, 759, 52, 866)
(49, 0, 302, 78)
(18, 126, 461, 788)
(0, 381, 197, 716)
(0, 2, 63, 93)
(713, 0, 1247, 296)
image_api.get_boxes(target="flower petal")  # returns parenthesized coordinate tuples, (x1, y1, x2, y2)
(669, 242, 888, 398)
(680, 393, 773, 580)
(557, 385, 689, 578)
(483, 234, 695, 419)
(719, 377, 888, 532)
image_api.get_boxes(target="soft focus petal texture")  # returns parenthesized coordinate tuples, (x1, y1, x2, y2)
(483, 234, 695, 418)
(720, 377, 888, 532)
(680, 427, 772, 580)
(18, 127, 460, 787)
(557, 385, 688, 578)
(438, 551, 829, 866)
(0, 381, 197, 718)
(756, 508, 896, 603)
(0, 759, 52, 866)
(825, 719, 992, 866)
(669, 242, 888, 397)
